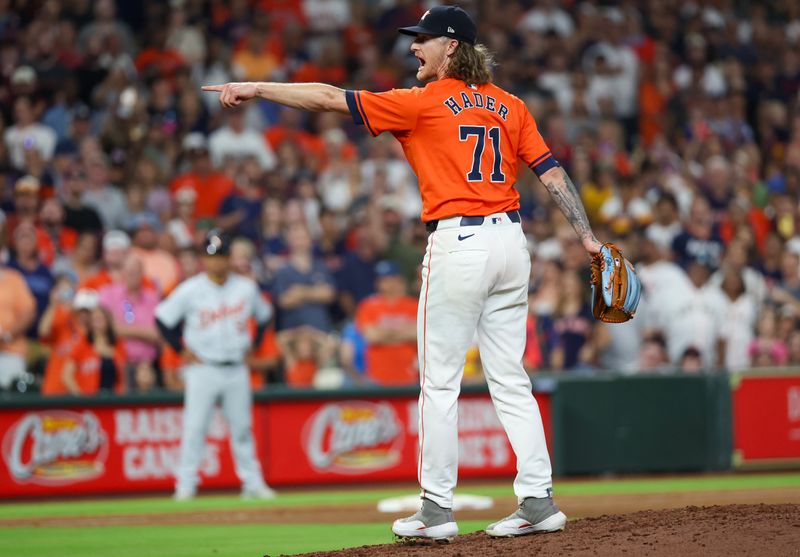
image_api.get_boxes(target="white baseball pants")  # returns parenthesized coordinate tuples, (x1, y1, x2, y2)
(175, 363, 266, 493)
(417, 213, 553, 508)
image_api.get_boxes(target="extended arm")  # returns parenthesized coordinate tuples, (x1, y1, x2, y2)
(202, 82, 349, 113)
(539, 166, 602, 255)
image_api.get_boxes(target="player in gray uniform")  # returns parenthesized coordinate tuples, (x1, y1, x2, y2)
(155, 230, 275, 500)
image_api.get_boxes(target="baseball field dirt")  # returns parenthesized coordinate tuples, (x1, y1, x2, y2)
(296, 504, 800, 557)
(3, 475, 800, 556)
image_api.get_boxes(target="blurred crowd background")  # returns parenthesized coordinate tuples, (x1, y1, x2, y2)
(1, 0, 800, 396)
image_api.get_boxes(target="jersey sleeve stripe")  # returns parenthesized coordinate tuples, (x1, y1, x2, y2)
(354, 91, 378, 137)
(531, 155, 560, 177)
(527, 150, 552, 168)
(345, 90, 364, 126)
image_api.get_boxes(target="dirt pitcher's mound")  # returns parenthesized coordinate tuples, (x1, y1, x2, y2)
(291, 504, 800, 557)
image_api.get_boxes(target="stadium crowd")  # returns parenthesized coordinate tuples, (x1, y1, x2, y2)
(1, 0, 800, 395)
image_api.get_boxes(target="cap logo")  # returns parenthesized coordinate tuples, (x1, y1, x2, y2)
(421, 10, 430, 19)
(448, 26, 455, 33)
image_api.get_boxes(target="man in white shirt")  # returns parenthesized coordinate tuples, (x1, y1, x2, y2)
(4, 96, 56, 170)
(208, 107, 277, 171)
(647, 258, 727, 369)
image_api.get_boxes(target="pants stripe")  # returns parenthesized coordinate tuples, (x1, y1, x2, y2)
(418, 235, 434, 497)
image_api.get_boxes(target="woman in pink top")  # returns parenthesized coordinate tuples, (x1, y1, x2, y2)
(98, 254, 160, 391)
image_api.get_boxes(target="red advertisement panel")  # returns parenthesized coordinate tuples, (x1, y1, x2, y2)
(0, 405, 248, 497)
(0, 391, 551, 497)
(733, 374, 800, 464)
(264, 392, 552, 485)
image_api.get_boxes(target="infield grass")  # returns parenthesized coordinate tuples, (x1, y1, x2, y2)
(1, 472, 798, 557)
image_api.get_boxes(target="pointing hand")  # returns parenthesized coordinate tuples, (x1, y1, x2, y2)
(201, 83, 258, 108)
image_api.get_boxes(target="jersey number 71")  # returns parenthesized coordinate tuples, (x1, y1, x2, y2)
(459, 125, 506, 183)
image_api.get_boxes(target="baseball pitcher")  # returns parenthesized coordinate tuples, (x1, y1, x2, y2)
(204, 5, 604, 540)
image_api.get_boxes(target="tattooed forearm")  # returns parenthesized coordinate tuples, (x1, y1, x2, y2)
(540, 167, 598, 246)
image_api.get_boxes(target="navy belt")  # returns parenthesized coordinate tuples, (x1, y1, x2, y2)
(425, 211, 521, 233)
(203, 359, 239, 367)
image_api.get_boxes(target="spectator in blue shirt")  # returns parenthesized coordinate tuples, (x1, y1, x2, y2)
(7, 221, 54, 338)
(272, 222, 336, 332)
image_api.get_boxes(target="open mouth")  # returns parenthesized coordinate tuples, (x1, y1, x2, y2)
(417, 55, 426, 69)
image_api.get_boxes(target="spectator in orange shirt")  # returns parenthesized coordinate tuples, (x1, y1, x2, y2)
(355, 260, 418, 386)
(232, 27, 280, 81)
(0, 262, 36, 390)
(169, 133, 234, 221)
(39, 285, 98, 395)
(63, 306, 126, 395)
(277, 326, 334, 387)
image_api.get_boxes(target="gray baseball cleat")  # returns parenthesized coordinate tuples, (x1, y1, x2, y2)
(485, 495, 567, 537)
(392, 497, 459, 541)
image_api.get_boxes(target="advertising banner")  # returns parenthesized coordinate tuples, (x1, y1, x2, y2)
(264, 393, 552, 485)
(732, 373, 800, 466)
(0, 391, 551, 497)
(0, 405, 245, 497)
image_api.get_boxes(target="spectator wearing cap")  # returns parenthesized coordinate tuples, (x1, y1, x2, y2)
(81, 154, 130, 230)
(208, 106, 277, 171)
(61, 164, 103, 235)
(7, 221, 54, 339)
(128, 213, 180, 294)
(39, 283, 97, 395)
(0, 261, 36, 390)
(5, 175, 42, 238)
(99, 254, 161, 391)
(4, 96, 57, 171)
(355, 260, 418, 386)
(169, 133, 235, 221)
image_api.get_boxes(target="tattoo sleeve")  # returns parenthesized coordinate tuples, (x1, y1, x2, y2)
(540, 167, 597, 245)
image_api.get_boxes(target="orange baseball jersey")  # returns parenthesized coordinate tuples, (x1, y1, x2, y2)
(346, 78, 558, 221)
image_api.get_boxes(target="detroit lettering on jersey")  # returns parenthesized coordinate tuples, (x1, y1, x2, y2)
(345, 78, 559, 221)
(443, 90, 509, 121)
(198, 300, 246, 330)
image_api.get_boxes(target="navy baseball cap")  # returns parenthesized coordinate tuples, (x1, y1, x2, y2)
(399, 6, 477, 45)
(375, 260, 402, 278)
(203, 229, 231, 256)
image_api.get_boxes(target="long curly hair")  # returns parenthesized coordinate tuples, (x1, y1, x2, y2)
(445, 41, 495, 85)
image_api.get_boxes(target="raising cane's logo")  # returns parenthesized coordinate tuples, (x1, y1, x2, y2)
(2, 411, 108, 485)
(303, 402, 403, 474)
